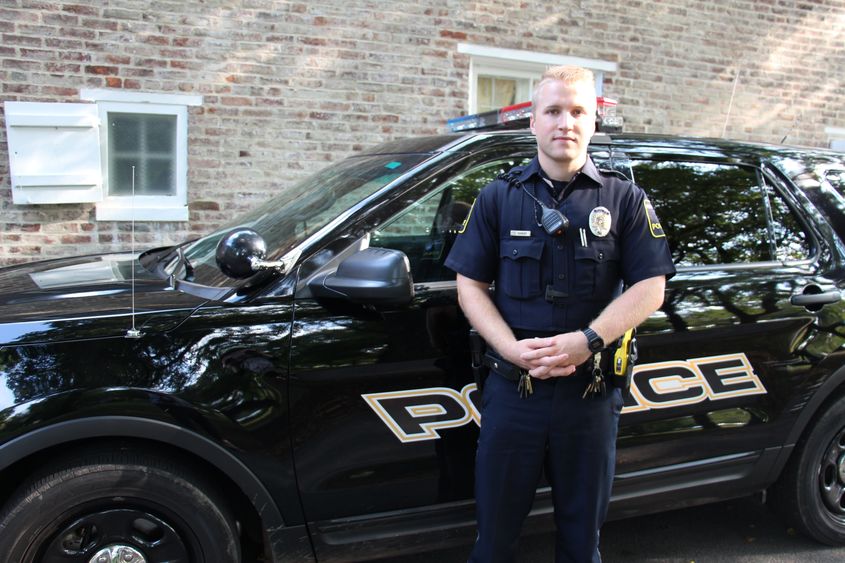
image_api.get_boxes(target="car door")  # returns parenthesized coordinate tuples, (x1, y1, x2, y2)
(286, 145, 535, 558)
(608, 151, 845, 515)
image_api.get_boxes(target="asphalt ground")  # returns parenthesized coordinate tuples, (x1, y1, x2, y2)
(391, 495, 845, 562)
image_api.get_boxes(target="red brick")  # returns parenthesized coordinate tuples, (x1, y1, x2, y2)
(85, 65, 117, 75)
(439, 29, 468, 40)
(142, 35, 169, 46)
(63, 4, 100, 16)
(105, 54, 131, 65)
(190, 201, 220, 211)
(60, 234, 91, 245)
(105, 76, 122, 87)
(221, 96, 252, 106)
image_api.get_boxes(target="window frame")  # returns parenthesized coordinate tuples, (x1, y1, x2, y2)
(457, 44, 616, 114)
(81, 89, 202, 222)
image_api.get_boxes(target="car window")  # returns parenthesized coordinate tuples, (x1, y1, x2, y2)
(630, 160, 809, 267)
(372, 157, 531, 283)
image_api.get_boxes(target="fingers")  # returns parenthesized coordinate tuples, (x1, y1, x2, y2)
(529, 363, 578, 379)
(518, 338, 559, 362)
(524, 353, 569, 368)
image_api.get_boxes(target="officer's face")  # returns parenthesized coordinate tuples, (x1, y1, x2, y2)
(530, 79, 597, 176)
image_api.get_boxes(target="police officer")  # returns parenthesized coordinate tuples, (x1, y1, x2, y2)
(445, 66, 676, 562)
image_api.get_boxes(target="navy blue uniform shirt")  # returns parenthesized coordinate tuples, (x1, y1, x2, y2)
(445, 155, 676, 336)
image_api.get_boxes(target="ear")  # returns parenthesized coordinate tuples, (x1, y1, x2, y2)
(529, 112, 536, 135)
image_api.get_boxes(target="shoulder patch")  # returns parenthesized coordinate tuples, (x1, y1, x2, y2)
(643, 198, 665, 238)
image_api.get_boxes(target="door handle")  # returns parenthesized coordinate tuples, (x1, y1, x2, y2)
(790, 289, 841, 307)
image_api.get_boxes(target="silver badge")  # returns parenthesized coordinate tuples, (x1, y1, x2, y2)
(589, 206, 612, 237)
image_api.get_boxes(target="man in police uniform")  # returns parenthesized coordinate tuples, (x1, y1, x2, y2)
(445, 66, 676, 562)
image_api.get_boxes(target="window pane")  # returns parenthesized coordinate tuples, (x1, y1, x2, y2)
(477, 77, 493, 113)
(147, 115, 176, 152)
(372, 156, 531, 282)
(110, 157, 137, 195)
(110, 115, 141, 152)
(492, 78, 517, 107)
(476, 75, 527, 113)
(767, 183, 809, 261)
(145, 158, 175, 195)
(108, 112, 177, 196)
(630, 161, 771, 266)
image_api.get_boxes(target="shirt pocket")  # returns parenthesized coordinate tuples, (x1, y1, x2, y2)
(499, 238, 545, 299)
(574, 240, 621, 300)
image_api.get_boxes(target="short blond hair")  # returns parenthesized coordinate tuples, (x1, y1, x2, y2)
(532, 65, 596, 108)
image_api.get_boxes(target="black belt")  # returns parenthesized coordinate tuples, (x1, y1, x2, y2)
(481, 350, 596, 381)
(483, 350, 593, 381)
(481, 351, 527, 382)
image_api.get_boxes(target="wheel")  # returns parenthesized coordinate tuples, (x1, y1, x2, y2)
(0, 447, 241, 562)
(772, 395, 845, 545)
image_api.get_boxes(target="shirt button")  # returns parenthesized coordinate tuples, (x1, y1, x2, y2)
(512, 249, 518, 255)
(558, 274, 565, 280)
(598, 251, 605, 260)
(556, 244, 563, 250)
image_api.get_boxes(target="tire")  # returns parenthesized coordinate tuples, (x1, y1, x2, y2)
(772, 395, 845, 545)
(0, 447, 242, 562)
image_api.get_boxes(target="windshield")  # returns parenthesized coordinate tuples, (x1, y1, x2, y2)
(179, 152, 434, 287)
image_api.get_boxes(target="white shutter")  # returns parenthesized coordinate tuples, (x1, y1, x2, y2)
(4, 101, 103, 204)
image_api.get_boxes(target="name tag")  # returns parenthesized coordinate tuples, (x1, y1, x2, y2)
(510, 230, 532, 237)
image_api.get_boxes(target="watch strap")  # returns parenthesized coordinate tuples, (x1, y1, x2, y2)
(581, 327, 604, 352)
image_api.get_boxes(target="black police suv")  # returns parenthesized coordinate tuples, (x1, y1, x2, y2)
(1, 129, 845, 562)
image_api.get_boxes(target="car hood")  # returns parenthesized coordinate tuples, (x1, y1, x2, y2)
(0, 253, 209, 346)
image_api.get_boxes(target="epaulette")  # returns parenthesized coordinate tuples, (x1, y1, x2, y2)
(597, 168, 632, 182)
(497, 166, 527, 188)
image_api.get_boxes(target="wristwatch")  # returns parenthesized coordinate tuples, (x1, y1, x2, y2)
(581, 327, 605, 353)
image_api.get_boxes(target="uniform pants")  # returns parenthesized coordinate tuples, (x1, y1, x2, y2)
(469, 370, 623, 563)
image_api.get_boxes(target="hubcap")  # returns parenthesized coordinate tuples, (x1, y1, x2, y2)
(818, 425, 845, 518)
(39, 508, 189, 563)
(89, 545, 146, 563)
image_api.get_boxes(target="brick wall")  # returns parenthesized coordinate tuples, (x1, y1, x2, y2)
(1, 0, 844, 264)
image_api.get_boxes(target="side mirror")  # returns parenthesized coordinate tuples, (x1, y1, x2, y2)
(308, 247, 414, 305)
(215, 228, 288, 279)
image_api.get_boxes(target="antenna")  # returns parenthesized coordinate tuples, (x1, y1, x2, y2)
(722, 67, 742, 139)
(126, 164, 142, 339)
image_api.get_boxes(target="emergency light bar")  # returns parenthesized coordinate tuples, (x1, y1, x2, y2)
(447, 97, 623, 134)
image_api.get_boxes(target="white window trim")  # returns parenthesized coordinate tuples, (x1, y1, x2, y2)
(81, 90, 201, 222)
(458, 43, 617, 114)
(826, 126, 845, 152)
(81, 89, 203, 107)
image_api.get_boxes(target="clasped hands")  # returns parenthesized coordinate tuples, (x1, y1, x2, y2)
(505, 332, 592, 379)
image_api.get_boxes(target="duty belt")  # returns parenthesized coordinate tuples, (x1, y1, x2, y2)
(482, 351, 528, 382)
(483, 350, 600, 399)
(482, 351, 533, 397)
